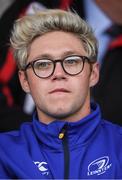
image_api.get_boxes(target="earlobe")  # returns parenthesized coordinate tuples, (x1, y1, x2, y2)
(89, 62, 99, 87)
(18, 70, 30, 93)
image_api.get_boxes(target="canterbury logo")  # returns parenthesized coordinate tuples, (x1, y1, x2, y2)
(87, 156, 112, 176)
(34, 161, 49, 176)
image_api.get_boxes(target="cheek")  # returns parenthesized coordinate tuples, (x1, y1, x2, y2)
(72, 75, 90, 93)
(27, 76, 47, 98)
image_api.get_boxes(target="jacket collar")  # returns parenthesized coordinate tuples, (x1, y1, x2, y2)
(32, 103, 101, 150)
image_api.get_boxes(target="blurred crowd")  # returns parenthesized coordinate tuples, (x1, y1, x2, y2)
(0, 0, 122, 132)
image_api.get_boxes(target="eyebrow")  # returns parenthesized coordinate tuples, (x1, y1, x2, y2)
(28, 50, 80, 61)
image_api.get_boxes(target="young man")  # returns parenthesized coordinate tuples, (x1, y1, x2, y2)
(0, 9, 122, 179)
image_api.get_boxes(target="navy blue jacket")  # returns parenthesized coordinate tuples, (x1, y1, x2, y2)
(0, 103, 122, 179)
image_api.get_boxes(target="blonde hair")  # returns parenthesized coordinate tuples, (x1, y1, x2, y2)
(10, 9, 98, 69)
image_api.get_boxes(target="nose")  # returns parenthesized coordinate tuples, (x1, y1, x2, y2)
(51, 62, 66, 80)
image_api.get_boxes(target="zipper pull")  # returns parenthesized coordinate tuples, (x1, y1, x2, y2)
(59, 128, 66, 139)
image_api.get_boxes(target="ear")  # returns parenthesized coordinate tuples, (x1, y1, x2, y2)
(89, 62, 99, 87)
(18, 70, 30, 93)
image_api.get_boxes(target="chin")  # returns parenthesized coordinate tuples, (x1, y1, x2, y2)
(48, 108, 71, 120)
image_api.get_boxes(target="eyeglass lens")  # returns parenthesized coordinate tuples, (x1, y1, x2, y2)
(33, 56, 85, 78)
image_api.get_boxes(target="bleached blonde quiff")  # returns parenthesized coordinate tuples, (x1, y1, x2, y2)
(10, 9, 98, 70)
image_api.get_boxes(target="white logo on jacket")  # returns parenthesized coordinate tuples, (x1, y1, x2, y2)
(34, 161, 49, 175)
(87, 156, 112, 176)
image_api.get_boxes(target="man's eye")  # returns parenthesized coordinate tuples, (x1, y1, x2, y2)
(35, 61, 52, 69)
(66, 59, 76, 64)
(65, 58, 81, 65)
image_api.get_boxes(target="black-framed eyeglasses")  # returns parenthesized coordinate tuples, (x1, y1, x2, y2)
(24, 55, 91, 78)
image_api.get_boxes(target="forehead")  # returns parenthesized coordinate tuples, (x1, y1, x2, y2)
(28, 31, 87, 61)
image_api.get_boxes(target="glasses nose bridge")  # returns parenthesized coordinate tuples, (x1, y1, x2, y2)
(53, 59, 64, 69)
(53, 59, 65, 74)
(54, 59, 63, 65)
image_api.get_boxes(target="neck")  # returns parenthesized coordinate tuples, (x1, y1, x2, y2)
(37, 99, 91, 125)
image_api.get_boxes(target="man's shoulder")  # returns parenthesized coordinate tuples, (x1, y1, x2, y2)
(0, 121, 33, 147)
(0, 130, 19, 141)
(101, 119, 122, 137)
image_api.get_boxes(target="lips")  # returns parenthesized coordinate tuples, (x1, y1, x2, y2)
(49, 88, 70, 94)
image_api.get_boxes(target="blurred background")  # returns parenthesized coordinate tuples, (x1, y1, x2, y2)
(0, 0, 122, 132)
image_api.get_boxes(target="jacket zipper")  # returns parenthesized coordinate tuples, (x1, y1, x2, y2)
(59, 126, 70, 179)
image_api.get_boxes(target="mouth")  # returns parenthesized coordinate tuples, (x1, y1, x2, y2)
(49, 88, 70, 94)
